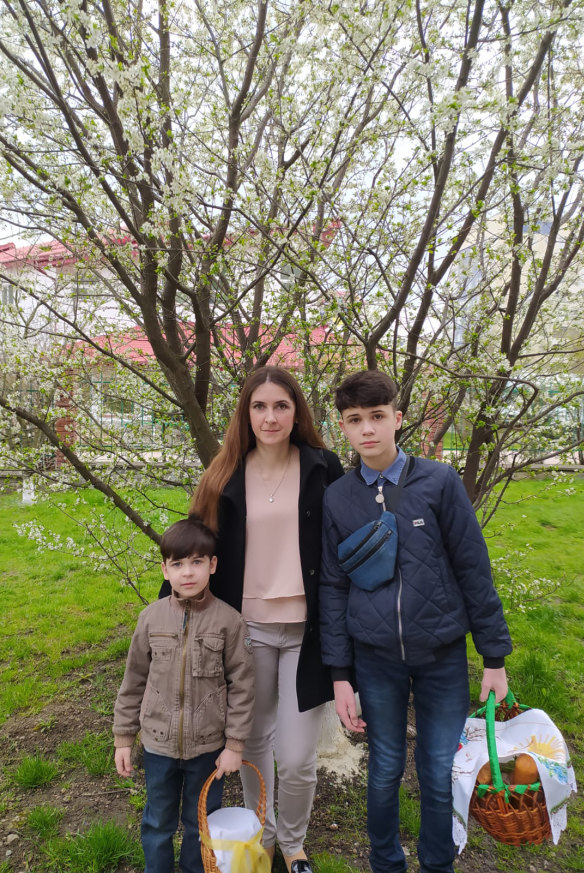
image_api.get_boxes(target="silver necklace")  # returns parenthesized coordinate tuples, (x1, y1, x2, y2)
(257, 449, 292, 503)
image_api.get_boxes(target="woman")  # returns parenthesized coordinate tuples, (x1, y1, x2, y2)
(160, 366, 343, 873)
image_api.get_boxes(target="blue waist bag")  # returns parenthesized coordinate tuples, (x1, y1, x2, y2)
(337, 456, 410, 592)
(337, 510, 398, 591)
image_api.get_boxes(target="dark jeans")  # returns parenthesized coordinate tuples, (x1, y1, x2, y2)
(355, 638, 470, 873)
(142, 748, 223, 873)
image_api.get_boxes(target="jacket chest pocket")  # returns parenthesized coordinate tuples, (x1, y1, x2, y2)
(149, 632, 178, 662)
(192, 635, 224, 677)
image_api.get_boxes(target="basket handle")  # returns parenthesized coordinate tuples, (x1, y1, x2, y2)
(472, 687, 516, 720)
(485, 690, 506, 793)
(476, 689, 543, 802)
(198, 759, 266, 846)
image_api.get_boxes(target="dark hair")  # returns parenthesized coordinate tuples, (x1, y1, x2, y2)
(335, 370, 399, 412)
(160, 516, 216, 562)
(191, 366, 326, 531)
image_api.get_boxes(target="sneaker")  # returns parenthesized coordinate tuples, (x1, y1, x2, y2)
(290, 861, 313, 873)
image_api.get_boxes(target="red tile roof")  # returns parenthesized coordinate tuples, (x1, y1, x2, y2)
(0, 222, 340, 271)
(78, 324, 342, 370)
(0, 239, 78, 270)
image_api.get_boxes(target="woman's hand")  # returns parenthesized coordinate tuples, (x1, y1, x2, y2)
(215, 748, 243, 779)
(334, 680, 366, 733)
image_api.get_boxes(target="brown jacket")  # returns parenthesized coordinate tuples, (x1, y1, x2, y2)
(113, 587, 254, 758)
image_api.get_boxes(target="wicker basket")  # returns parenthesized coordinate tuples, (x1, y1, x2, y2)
(198, 760, 266, 873)
(469, 690, 551, 846)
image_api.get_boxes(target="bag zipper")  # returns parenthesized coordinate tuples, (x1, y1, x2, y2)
(344, 528, 393, 573)
(341, 520, 384, 564)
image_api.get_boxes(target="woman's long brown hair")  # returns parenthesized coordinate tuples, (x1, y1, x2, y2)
(191, 366, 326, 531)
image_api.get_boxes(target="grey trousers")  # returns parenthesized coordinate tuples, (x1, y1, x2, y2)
(241, 621, 325, 855)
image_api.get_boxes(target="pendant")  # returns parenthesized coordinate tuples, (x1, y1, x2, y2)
(268, 496, 275, 503)
(375, 493, 385, 503)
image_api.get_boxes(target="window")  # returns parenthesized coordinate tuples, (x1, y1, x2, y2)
(1, 284, 16, 305)
(74, 271, 108, 301)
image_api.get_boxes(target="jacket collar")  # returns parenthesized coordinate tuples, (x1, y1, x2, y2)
(360, 446, 407, 486)
(170, 585, 213, 611)
(354, 452, 415, 486)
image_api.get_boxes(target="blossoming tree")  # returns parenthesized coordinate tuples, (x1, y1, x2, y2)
(1, 0, 583, 587)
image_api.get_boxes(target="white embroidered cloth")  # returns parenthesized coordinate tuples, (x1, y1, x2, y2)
(452, 707, 577, 852)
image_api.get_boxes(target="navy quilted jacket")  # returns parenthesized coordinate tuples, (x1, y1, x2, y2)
(320, 457, 512, 668)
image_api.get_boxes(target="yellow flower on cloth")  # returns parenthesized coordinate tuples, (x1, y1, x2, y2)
(202, 807, 271, 873)
(451, 707, 577, 852)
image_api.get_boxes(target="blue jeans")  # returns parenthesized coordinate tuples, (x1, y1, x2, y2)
(142, 749, 223, 873)
(355, 638, 470, 873)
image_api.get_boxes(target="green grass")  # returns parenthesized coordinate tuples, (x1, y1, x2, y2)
(486, 477, 584, 584)
(0, 791, 9, 817)
(41, 820, 143, 872)
(325, 773, 367, 838)
(0, 488, 183, 724)
(12, 754, 60, 789)
(57, 731, 114, 778)
(313, 854, 360, 873)
(479, 476, 584, 735)
(25, 804, 65, 839)
(116, 776, 147, 814)
(398, 784, 421, 837)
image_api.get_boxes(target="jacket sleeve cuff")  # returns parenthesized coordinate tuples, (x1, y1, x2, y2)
(225, 738, 245, 753)
(331, 667, 352, 682)
(482, 657, 505, 669)
(114, 734, 136, 749)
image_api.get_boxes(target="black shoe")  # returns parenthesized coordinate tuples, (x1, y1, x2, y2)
(290, 861, 313, 873)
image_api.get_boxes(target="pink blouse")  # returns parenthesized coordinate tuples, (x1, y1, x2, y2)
(242, 451, 306, 623)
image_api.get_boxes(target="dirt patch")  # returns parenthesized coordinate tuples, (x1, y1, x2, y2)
(0, 660, 577, 872)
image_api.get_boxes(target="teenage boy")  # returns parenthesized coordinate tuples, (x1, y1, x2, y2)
(113, 516, 254, 873)
(319, 371, 512, 873)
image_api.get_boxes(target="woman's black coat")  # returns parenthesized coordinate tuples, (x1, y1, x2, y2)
(159, 444, 344, 712)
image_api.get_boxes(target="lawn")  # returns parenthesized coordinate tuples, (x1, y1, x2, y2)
(0, 484, 188, 724)
(479, 476, 584, 733)
(0, 475, 582, 872)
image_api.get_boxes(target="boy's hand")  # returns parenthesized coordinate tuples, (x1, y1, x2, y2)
(215, 748, 242, 779)
(334, 680, 366, 733)
(479, 667, 508, 703)
(115, 746, 133, 778)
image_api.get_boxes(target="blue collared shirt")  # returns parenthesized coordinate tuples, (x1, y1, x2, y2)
(360, 446, 407, 487)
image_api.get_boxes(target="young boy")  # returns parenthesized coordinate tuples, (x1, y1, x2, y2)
(113, 516, 254, 873)
(319, 371, 512, 873)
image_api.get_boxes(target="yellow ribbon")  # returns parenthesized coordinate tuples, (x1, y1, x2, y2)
(201, 826, 271, 873)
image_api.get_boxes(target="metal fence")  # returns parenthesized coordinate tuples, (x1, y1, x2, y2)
(12, 380, 189, 454)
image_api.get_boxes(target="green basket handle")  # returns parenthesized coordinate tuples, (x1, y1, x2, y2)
(485, 690, 507, 792)
(470, 687, 517, 719)
(475, 689, 539, 800)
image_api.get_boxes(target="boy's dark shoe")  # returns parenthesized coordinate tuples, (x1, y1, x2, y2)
(290, 861, 313, 873)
